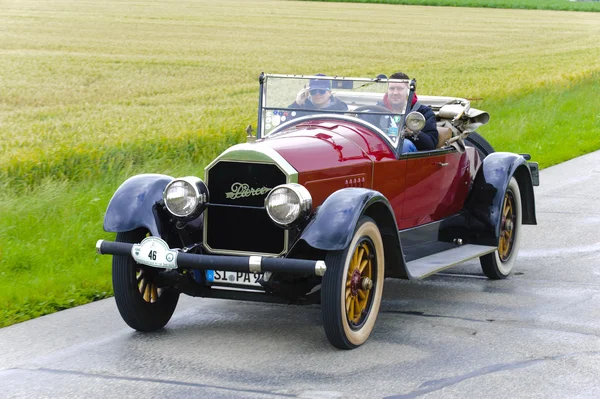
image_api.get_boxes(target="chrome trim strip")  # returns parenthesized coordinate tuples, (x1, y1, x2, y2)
(249, 256, 262, 273)
(263, 73, 409, 84)
(399, 146, 456, 159)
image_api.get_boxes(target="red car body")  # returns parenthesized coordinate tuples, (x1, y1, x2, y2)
(269, 118, 476, 230)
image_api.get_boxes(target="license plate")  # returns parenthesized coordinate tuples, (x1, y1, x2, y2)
(131, 237, 178, 269)
(206, 270, 263, 288)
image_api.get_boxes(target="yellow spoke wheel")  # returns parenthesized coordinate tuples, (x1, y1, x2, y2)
(322, 216, 385, 349)
(498, 191, 516, 261)
(137, 268, 162, 304)
(345, 240, 374, 327)
(481, 177, 522, 279)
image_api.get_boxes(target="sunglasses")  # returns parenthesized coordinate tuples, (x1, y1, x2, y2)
(309, 89, 328, 95)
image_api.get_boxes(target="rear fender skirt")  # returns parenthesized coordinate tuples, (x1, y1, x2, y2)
(299, 188, 408, 278)
(464, 153, 537, 246)
(103, 174, 173, 236)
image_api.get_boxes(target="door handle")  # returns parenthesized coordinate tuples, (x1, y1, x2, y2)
(435, 162, 449, 167)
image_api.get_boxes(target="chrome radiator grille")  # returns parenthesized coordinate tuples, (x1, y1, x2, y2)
(205, 161, 287, 255)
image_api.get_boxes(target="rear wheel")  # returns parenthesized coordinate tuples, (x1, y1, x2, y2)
(466, 132, 494, 159)
(113, 229, 180, 331)
(480, 177, 522, 279)
(321, 216, 385, 349)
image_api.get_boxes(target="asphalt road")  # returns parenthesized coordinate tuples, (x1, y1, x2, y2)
(2, 151, 600, 399)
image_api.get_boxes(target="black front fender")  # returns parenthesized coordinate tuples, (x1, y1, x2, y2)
(103, 174, 174, 236)
(298, 187, 407, 278)
(300, 188, 392, 251)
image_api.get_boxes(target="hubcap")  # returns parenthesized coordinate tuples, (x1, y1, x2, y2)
(362, 277, 373, 291)
(345, 240, 374, 326)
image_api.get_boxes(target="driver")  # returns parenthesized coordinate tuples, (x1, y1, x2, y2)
(289, 74, 348, 112)
(380, 72, 438, 152)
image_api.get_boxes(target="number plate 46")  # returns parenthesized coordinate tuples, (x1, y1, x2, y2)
(131, 237, 178, 269)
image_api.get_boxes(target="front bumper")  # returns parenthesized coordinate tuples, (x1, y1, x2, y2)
(96, 239, 327, 276)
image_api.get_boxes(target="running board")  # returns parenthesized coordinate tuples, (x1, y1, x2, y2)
(405, 244, 497, 279)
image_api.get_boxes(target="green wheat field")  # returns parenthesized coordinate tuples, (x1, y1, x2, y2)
(1, 0, 599, 327)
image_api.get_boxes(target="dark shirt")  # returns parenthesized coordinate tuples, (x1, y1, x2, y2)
(377, 94, 438, 151)
(405, 102, 438, 151)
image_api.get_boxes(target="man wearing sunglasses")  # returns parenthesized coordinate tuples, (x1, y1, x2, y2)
(289, 74, 348, 112)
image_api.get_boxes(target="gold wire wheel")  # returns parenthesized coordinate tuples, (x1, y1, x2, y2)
(499, 191, 516, 261)
(345, 240, 374, 326)
(136, 268, 161, 303)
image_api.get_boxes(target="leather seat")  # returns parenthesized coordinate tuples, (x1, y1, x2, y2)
(436, 126, 452, 149)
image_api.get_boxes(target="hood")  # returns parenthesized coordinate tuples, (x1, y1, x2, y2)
(208, 125, 372, 179)
(259, 126, 373, 174)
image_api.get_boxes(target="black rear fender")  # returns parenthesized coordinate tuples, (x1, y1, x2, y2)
(465, 152, 537, 246)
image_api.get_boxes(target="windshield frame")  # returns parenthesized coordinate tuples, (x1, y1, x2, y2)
(257, 73, 415, 151)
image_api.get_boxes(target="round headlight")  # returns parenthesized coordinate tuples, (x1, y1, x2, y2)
(405, 111, 426, 132)
(163, 177, 208, 219)
(265, 184, 312, 227)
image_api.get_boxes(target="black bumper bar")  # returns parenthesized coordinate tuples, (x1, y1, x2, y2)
(96, 240, 327, 276)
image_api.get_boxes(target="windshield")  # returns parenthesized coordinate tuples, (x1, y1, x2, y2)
(259, 74, 410, 147)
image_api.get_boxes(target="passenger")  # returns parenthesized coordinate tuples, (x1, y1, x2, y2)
(380, 72, 438, 152)
(289, 74, 348, 111)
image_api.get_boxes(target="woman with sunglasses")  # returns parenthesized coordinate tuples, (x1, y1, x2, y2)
(289, 74, 348, 112)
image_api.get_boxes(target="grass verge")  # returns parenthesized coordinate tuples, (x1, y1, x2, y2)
(479, 72, 600, 166)
(0, 129, 245, 328)
(0, 179, 116, 327)
(299, 0, 600, 12)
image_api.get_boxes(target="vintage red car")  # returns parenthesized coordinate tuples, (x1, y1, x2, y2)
(97, 74, 538, 349)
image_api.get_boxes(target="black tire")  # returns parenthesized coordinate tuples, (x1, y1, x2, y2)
(480, 177, 522, 279)
(465, 132, 495, 159)
(321, 216, 385, 349)
(113, 229, 180, 331)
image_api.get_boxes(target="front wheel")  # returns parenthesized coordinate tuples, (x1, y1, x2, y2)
(480, 177, 522, 279)
(321, 216, 385, 349)
(112, 229, 180, 331)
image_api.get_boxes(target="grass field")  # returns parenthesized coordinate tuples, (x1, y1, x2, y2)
(1, 0, 600, 327)
(301, 0, 600, 12)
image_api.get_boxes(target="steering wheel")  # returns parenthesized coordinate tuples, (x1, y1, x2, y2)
(349, 105, 398, 132)
(351, 105, 393, 113)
